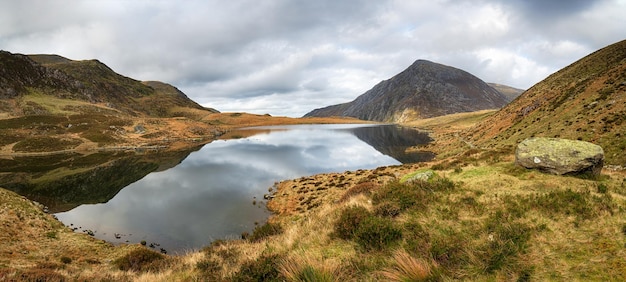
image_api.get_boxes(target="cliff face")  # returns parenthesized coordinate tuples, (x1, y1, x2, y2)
(305, 60, 509, 122)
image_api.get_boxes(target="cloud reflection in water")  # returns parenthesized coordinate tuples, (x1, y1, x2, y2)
(56, 124, 428, 253)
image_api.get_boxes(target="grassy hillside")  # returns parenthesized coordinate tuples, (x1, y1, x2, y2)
(2, 110, 624, 281)
(467, 39, 626, 165)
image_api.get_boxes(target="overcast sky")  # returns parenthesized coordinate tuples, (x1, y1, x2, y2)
(1, 0, 624, 117)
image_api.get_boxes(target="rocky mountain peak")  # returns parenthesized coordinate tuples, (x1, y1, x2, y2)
(304, 59, 509, 122)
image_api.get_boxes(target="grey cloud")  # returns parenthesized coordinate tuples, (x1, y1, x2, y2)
(1, 0, 624, 117)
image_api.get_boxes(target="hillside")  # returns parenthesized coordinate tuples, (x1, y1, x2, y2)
(0, 51, 225, 153)
(0, 52, 217, 117)
(304, 60, 509, 122)
(466, 39, 626, 165)
(488, 83, 525, 102)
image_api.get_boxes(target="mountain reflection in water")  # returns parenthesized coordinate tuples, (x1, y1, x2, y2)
(1, 124, 432, 253)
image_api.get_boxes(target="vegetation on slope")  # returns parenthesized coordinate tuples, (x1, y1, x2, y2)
(468, 39, 626, 165)
(1, 109, 625, 281)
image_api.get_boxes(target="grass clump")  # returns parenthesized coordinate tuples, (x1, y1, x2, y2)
(481, 210, 533, 273)
(280, 257, 338, 282)
(247, 222, 284, 242)
(354, 216, 402, 251)
(333, 205, 371, 240)
(113, 248, 165, 272)
(378, 250, 438, 281)
(231, 253, 283, 282)
(59, 256, 72, 264)
(372, 176, 455, 213)
(526, 189, 615, 220)
(334, 205, 402, 251)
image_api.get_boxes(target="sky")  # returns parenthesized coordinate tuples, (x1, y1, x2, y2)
(1, 0, 625, 117)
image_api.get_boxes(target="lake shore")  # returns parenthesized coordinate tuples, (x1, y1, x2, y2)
(2, 111, 626, 281)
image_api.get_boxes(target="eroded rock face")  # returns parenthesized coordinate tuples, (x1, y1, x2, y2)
(515, 137, 604, 175)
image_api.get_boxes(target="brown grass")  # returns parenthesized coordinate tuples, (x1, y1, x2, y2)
(378, 250, 437, 281)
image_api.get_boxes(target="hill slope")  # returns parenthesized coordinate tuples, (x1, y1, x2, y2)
(467, 39, 626, 165)
(0, 51, 217, 117)
(304, 60, 509, 122)
(488, 83, 525, 102)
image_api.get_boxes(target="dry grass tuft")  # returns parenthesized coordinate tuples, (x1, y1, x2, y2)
(378, 250, 437, 281)
(279, 255, 339, 282)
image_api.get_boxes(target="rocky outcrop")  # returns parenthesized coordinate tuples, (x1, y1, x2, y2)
(515, 137, 604, 175)
(304, 60, 509, 122)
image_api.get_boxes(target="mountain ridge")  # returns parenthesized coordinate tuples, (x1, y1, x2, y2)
(0, 51, 217, 117)
(304, 60, 509, 122)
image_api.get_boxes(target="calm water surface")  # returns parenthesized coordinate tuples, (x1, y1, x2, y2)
(44, 124, 431, 253)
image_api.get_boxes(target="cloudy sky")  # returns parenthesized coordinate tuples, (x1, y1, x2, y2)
(1, 0, 624, 117)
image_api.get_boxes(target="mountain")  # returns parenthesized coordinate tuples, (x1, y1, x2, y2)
(0, 51, 217, 117)
(467, 39, 626, 165)
(304, 60, 509, 122)
(488, 83, 525, 102)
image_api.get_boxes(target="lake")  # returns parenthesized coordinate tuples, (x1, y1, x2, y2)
(0, 124, 432, 253)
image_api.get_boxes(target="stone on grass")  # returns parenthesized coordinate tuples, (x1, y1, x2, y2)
(515, 137, 604, 176)
(402, 170, 435, 183)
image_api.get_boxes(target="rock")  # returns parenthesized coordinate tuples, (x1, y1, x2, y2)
(402, 170, 435, 183)
(134, 124, 146, 134)
(515, 137, 604, 175)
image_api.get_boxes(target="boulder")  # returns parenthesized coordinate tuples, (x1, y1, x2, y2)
(401, 169, 436, 183)
(515, 137, 604, 175)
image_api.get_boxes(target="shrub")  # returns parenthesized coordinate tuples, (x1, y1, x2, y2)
(334, 206, 371, 240)
(232, 254, 283, 282)
(372, 181, 428, 211)
(248, 222, 284, 242)
(372, 177, 455, 212)
(597, 183, 609, 193)
(428, 228, 469, 272)
(60, 256, 72, 264)
(338, 182, 378, 203)
(354, 216, 402, 251)
(374, 202, 402, 218)
(113, 248, 165, 272)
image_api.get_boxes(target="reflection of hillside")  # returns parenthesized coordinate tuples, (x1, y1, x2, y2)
(0, 146, 202, 212)
(347, 125, 435, 163)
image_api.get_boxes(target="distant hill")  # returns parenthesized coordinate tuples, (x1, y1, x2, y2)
(0, 51, 217, 117)
(304, 60, 509, 123)
(467, 39, 626, 165)
(488, 83, 525, 102)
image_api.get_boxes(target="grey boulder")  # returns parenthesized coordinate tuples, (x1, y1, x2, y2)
(515, 137, 604, 175)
